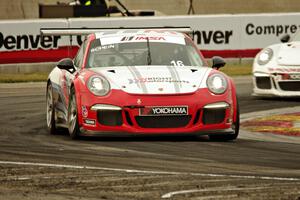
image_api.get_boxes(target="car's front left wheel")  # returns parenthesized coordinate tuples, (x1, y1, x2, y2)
(68, 87, 81, 139)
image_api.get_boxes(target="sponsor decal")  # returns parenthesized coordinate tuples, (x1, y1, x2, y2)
(192, 30, 233, 45)
(120, 36, 167, 42)
(245, 23, 300, 37)
(0, 32, 61, 51)
(290, 74, 300, 80)
(82, 106, 88, 118)
(128, 77, 190, 84)
(140, 106, 188, 116)
(135, 36, 166, 41)
(121, 36, 134, 41)
(83, 119, 96, 126)
(269, 67, 300, 73)
(278, 73, 300, 80)
(131, 66, 148, 93)
(137, 99, 142, 105)
(90, 44, 115, 53)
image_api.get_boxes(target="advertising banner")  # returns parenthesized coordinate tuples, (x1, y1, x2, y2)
(1, 13, 300, 64)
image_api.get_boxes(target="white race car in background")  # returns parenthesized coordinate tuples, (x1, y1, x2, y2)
(253, 31, 300, 97)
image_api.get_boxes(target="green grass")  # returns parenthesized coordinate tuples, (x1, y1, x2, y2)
(0, 64, 252, 83)
(0, 73, 48, 83)
(220, 64, 252, 76)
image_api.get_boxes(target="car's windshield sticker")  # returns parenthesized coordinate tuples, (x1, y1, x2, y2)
(100, 35, 185, 45)
(135, 36, 166, 41)
(120, 36, 166, 42)
(90, 44, 115, 53)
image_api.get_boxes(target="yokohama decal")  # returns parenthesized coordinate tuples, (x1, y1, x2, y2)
(140, 106, 188, 116)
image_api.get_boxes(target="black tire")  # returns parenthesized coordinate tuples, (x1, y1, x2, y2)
(46, 83, 57, 135)
(209, 99, 240, 141)
(68, 87, 81, 139)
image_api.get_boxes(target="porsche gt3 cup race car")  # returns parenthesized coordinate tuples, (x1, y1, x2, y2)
(253, 31, 300, 97)
(43, 28, 239, 140)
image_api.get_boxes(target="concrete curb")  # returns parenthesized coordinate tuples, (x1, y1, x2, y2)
(240, 106, 300, 123)
(240, 106, 300, 143)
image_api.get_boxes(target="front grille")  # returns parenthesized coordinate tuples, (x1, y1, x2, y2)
(97, 110, 123, 126)
(279, 81, 300, 91)
(135, 115, 191, 128)
(193, 109, 201, 125)
(256, 77, 271, 89)
(202, 108, 226, 125)
(125, 110, 133, 126)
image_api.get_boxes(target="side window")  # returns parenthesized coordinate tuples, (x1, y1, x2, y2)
(185, 38, 204, 66)
(73, 40, 87, 68)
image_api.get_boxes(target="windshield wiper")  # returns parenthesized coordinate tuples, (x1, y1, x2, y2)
(146, 37, 152, 65)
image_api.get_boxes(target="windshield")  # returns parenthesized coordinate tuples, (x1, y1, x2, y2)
(87, 38, 204, 68)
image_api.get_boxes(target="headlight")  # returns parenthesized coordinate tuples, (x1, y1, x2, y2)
(257, 48, 273, 65)
(87, 75, 110, 96)
(207, 73, 228, 94)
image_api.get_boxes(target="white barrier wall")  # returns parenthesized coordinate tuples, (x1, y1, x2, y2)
(1, 13, 300, 64)
(0, 19, 68, 51)
(0, 19, 69, 63)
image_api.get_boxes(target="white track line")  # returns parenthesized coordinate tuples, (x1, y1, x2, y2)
(0, 160, 299, 182)
(161, 186, 272, 199)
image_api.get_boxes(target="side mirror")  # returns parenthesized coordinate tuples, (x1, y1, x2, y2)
(212, 56, 226, 70)
(280, 34, 290, 43)
(57, 58, 75, 73)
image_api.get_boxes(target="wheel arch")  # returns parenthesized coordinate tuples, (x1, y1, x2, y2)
(228, 78, 239, 123)
(70, 78, 83, 127)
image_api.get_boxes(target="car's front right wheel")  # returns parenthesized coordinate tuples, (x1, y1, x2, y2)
(46, 83, 57, 135)
(68, 87, 81, 139)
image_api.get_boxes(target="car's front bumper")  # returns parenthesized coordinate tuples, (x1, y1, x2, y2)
(253, 72, 300, 97)
(77, 88, 236, 136)
(79, 127, 235, 137)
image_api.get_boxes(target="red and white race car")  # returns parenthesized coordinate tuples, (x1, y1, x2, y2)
(44, 28, 239, 140)
(253, 31, 300, 97)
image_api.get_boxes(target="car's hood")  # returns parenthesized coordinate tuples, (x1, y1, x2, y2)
(277, 42, 300, 66)
(90, 66, 210, 94)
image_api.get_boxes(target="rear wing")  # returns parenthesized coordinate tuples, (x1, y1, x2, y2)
(40, 27, 193, 36)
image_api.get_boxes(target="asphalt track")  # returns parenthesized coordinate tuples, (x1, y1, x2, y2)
(0, 76, 299, 200)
